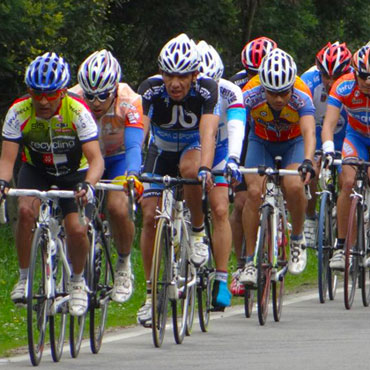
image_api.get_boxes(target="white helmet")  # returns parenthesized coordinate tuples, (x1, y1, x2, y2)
(259, 48, 297, 92)
(158, 33, 200, 74)
(197, 40, 224, 82)
(78, 49, 121, 94)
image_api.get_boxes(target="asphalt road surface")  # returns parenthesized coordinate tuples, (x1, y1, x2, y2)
(2, 288, 369, 370)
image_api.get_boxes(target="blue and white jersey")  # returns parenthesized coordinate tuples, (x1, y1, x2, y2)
(301, 66, 347, 150)
(229, 69, 249, 90)
(138, 74, 219, 152)
(214, 78, 246, 164)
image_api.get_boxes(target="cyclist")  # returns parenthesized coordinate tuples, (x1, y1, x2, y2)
(0, 52, 104, 316)
(239, 48, 316, 285)
(321, 42, 370, 269)
(301, 42, 352, 248)
(136, 33, 220, 326)
(229, 36, 277, 296)
(70, 49, 144, 303)
(197, 40, 246, 308)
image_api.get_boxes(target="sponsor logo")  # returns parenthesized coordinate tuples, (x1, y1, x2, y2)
(30, 138, 76, 152)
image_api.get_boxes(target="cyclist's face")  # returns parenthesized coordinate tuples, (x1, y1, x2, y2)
(162, 71, 198, 101)
(321, 74, 340, 93)
(30, 89, 66, 119)
(265, 89, 292, 111)
(83, 87, 117, 119)
(356, 73, 370, 96)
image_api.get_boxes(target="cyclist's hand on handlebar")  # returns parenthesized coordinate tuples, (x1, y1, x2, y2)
(198, 166, 213, 192)
(298, 159, 315, 185)
(0, 180, 10, 200)
(224, 157, 242, 184)
(74, 181, 95, 206)
(113, 174, 144, 197)
(323, 152, 335, 169)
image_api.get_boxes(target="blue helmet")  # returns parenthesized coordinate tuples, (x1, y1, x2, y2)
(25, 52, 70, 91)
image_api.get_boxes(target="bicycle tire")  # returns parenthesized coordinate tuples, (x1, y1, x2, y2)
(327, 204, 338, 301)
(344, 197, 360, 310)
(49, 236, 68, 362)
(152, 218, 171, 347)
(272, 212, 287, 322)
(317, 192, 330, 303)
(359, 207, 370, 306)
(244, 288, 254, 318)
(256, 206, 273, 326)
(89, 220, 113, 354)
(27, 227, 48, 366)
(185, 283, 196, 336)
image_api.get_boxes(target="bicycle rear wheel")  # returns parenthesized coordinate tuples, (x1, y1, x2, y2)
(256, 206, 273, 326)
(244, 288, 254, 318)
(50, 237, 68, 362)
(152, 219, 171, 347)
(27, 227, 48, 366)
(327, 204, 338, 301)
(89, 220, 113, 354)
(272, 212, 287, 322)
(185, 283, 196, 336)
(344, 197, 360, 309)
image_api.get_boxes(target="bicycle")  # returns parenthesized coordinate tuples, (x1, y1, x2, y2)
(315, 151, 341, 303)
(139, 175, 198, 347)
(0, 188, 84, 366)
(240, 157, 302, 326)
(341, 159, 370, 310)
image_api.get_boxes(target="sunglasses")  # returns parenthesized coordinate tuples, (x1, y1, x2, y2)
(357, 71, 370, 81)
(83, 90, 116, 103)
(29, 89, 62, 101)
(265, 88, 291, 97)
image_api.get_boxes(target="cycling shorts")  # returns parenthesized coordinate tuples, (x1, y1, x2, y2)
(142, 142, 200, 198)
(104, 153, 127, 179)
(17, 163, 93, 218)
(342, 125, 370, 161)
(245, 134, 304, 168)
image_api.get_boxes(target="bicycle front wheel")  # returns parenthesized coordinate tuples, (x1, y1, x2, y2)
(152, 219, 171, 347)
(344, 197, 360, 309)
(49, 237, 68, 362)
(27, 227, 48, 366)
(89, 221, 113, 354)
(359, 207, 370, 306)
(256, 206, 273, 326)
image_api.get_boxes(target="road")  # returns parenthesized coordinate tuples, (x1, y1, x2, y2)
(1, 288, 369, 369)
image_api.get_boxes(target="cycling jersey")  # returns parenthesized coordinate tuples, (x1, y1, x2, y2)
(243, 75, 315, 142)
(301, 66, 347, 150)
(229, 69, 249, 90)
(2, 93, 98, 176)
(328, 72, 370, 137)
(70, 83, 144, 175)
(138, 74, 219, 152)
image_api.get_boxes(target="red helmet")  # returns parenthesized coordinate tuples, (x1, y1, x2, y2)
(241, 36, 277, 72)
(315, 41, 352, 76)
(352, 43, 370, 74)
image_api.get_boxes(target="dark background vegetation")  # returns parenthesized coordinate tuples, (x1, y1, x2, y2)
(0, 0, 369, 117)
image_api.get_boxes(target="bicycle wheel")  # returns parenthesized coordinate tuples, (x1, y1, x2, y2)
(27, 227, 48, 366)
(197, 254, 215, 332)
(359, 208, 370, 306)
(327, 204, 338, 301)
(272, 212, 287, 322)
(185, 283, 196, 336)
(256, 206, 273, 326)
(317, 192, 331, 303)
(244, 288, 254, 318)
(89, 220, 113, 354)
(344, 197, 360, 310)
(152, 218, 171, 347)
(49, 237, 68, 362)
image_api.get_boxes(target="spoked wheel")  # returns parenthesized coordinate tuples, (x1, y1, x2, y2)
(185, 283, 196, 336)
(256, 207, 273, 326)
(50, 237, 68, 362)
(27, 227, 48, 366)
(359, 208, 370, 306)
(244, 288, 254, 318)
(327, 205, 338, 301)
(152, 219, 171, 347)
(197, 256, 215, 332)
(344, 198, 360, 310)
(272, 213, 287, 322)
(89, 221, 113, 354)
(317, 192, 331, 303)
(69, 312, 87, 357)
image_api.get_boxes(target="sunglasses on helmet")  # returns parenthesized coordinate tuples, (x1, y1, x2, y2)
(83, 89, 116, 103)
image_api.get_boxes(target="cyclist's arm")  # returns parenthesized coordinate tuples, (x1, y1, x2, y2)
(0, 140, 20, 182)
(299, 114, 316, 162)
(199, 113, 219, 169)
(82, 140, 104, 186)
(142, 114, 151, 143)
(321, 104, 341, 144)
(125, 126, 144, 175)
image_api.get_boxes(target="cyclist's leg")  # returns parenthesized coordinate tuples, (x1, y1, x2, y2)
(105, 154, 135, 303)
